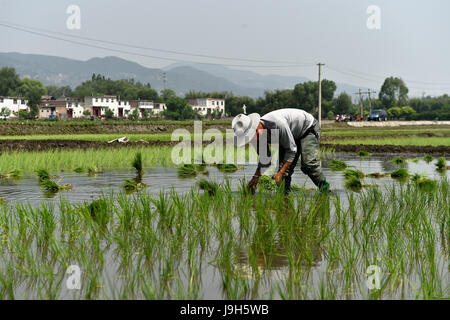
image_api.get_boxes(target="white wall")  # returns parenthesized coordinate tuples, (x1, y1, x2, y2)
(0, 97, 29, 118)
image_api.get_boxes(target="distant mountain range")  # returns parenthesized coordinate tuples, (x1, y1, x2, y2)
(0, 52, 359, 98)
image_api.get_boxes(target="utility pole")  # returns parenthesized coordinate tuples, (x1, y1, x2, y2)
(364, 89, 377, 114)
(163, 72, 167, 91)
(354, 89, 365, 120)
(317, 63, 325, 127)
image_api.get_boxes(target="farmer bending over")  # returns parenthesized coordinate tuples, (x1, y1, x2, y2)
(232, 108, 330, 193)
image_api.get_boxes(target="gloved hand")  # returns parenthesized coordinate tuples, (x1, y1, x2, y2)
(248, 176, 260, 193)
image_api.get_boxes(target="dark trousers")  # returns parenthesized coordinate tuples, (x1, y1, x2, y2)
(278, 121, 325, 193)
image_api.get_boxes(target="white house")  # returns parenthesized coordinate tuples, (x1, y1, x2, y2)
(129, 100, 166, 117)
(84, 96, 131, 118)
(0, 96, 29, 118)
(188, 98, 225, 116)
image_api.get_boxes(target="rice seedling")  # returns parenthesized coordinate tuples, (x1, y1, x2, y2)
(343, 169, 365, 179)
(87, 167, 103, 176)
(422, 155, 433, 163)
(367, 172, 384, 178)
(197, 179, 219, 196)
(344, 176, 363, 191)
(40, 179, 72, 193)
(0, 169, 22, 180)
(122, 179, 148, 193)
(177, 164, 197, 177)
(216, 163, 238, 173)
(0, 197, 5, 205)
(410, 173, 427, 182)
(74, 167, 84, 173)
(132, 152, 144, 175)
(359, 150, 370, 158)
(391, 157, 405, 165)
(416, 178, 437, 193)
(407, 158, 419, 163)
(328, 160, 347, 171)
(390, 168, 409, 179)
(435, 157, 448, 171)
(37, 169, 51, 183)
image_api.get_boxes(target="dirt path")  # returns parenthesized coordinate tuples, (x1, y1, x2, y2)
(325, 143, 450, 155)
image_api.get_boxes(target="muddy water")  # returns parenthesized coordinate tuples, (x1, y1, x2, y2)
(0, 154, 447, 205)
(0, 154, 448, 299)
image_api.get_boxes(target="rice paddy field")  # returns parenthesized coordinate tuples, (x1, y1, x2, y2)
(0, 123, 449, 300)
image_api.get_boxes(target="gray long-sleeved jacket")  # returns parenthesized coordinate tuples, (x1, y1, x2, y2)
(260, 108, 315, 163)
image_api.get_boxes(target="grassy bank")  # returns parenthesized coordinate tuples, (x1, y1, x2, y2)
(0, 179, 448, 299)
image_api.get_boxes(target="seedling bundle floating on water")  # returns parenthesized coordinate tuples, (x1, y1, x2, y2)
(197, 179, 219, 196)
(329, 160, 347, 171)
(435, 157, 449, 171)
(36, 168, 72, 194)
(422, 155, 433, 163)
(216, 163, 239, 173)
(0, 169, 22, 180)
(390, 168, 409, 179)
(343, 169, 365, 179)
(359, 150, 370, 158)
(391, 157, 405, 165)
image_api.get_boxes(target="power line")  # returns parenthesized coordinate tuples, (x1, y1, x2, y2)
(0, 20, 315, 67)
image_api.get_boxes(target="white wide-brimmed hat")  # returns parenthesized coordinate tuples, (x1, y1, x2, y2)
(232, 113, 261, 147)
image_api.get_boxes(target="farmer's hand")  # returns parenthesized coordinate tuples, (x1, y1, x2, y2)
(273, 172, 283, 185)
(248, 176, 260, 192)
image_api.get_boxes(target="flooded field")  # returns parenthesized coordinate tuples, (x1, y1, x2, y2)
(0, 154, 448, 299)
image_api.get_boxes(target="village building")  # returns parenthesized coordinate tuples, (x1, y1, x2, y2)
(187, 98, 225, 116)
(0, 96, 29, 119)
(84, 96, 131, 118)
(129, 100, 166, 117)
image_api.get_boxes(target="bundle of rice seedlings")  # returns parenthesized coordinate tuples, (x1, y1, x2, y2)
(0, 197, 5, 205)
(435, 157, 448, 171)
(390, 168, 409, 179)
(410, 173, 426, 182)
(37, 169, 51, 183)
(343, 169, 365, 179)
(391, 157, 405, 165)
(197, 179, 219, 196)
(41, 179, 72, 193)
(329, 160, 348, 171)
(123, 179, 147, 192)
(367, 172, 384, 178)
(407, 158, 419, 163)
(422, 155, 433, 163)
(258, 175, 277, 191)
(177, 164, 197, 177)
(416, 178, 437, 193)
(0, 169, 22, 180)
(217, 163, 238, 173)
(87, 167, 103, 176)
(359, 150, 370, 158)
(132, 152, 144, 174)
(74, 167, 84, 173)
(344, 176, 362, 191)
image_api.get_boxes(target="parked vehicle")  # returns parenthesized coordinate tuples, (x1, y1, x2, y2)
(367, 110, 388, 121)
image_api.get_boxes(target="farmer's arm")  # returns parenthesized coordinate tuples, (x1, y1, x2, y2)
(273, 121, 297, 184)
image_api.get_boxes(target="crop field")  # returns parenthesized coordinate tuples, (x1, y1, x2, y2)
(0, 122, 449, 300)
(0, 178, 448, 299)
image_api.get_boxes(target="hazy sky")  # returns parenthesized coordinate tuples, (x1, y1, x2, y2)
(1, 0, 449, 96)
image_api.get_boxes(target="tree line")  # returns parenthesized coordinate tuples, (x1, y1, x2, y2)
(1, 67, 449, 120)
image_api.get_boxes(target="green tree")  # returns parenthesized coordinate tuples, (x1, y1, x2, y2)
(293, 80, 336, 115)
(164, 97, 196, 120)
(387, 106, 402, 119)
(161, 89, 177, 101)
(334, 92, 353, 115)
(128, 108, 140, 121)
(0, 67, 21, 96)
(105, 108, 114, 119)
(17, 79, 47, 117)
(0, 107, 12, 119)
(379, 77, 409, 109)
